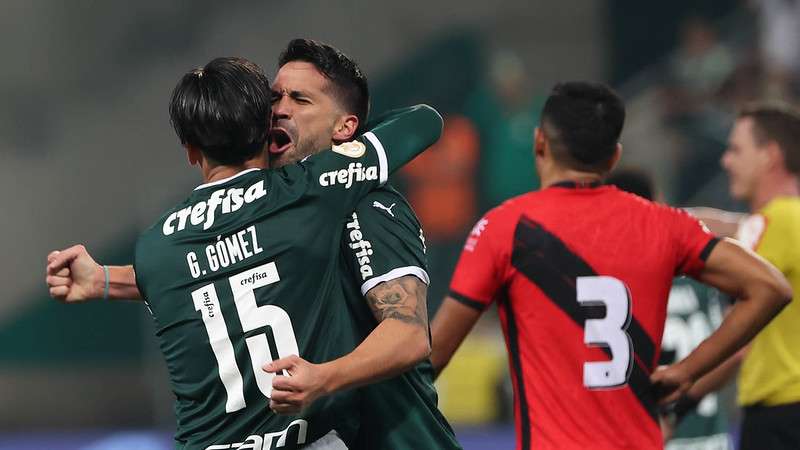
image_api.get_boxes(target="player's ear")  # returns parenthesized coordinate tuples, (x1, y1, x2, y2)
(534, 127, 546, 158)
(764, 140, 786, 172)
(608, 143, 623, 171)
(333, 114, 359, 142)
(186, 145, 202, 167)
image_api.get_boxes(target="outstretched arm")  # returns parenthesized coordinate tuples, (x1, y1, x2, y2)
(265, 275, 429, 414)
(684, 207, 746, 238)
(46, 245, 142, 302)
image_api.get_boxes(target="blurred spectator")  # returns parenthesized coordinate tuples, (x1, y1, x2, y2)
(660, 16, 736, 203)
(465, 50, 544, 211)
(755, 0, 800, 99)
(403, 116, 480, 242)
(663, 16, 736, 114)
(402, 115, 480, 311)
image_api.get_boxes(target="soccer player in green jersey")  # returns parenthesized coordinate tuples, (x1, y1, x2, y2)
(47, 41, 461, 450)
(47, 55, 441, 450)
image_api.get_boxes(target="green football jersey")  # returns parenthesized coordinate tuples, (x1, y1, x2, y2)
(661, 278, 732, 450)
(339, 186, 462, 450)
(133, 105, 442, 450)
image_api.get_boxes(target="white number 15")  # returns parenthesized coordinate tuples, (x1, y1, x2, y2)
(191, 261, 299, 413)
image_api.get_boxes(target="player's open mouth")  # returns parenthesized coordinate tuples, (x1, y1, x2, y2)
(269, 128, 293, 154)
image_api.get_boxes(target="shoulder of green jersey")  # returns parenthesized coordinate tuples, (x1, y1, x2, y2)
(362, 131, 388, 185)
(361, 266, 430, 296)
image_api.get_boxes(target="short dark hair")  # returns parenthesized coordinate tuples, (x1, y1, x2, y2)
(169, 57, 271, 166)
(278, 39, 369, 125)
(605, 168, 655, 200)
(739, 102, 800, 175)
(541, 82, 625, 171)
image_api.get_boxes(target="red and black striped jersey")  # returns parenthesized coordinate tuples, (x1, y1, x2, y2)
(449, 183, 718, 450)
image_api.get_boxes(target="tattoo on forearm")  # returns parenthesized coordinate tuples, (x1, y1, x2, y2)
(366, 276, 428, 330)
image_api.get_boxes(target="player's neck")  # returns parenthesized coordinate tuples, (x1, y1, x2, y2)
(201, 155, 268, 184)
(541, 168, 604, 189)
(750, 174, 800, 211)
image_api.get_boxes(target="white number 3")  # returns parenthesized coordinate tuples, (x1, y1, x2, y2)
(577, 276, 633, 389)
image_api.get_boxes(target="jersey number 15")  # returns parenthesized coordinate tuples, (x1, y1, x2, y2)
(191, 262, 299, 413)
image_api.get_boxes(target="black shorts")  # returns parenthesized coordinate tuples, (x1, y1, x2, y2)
(740, 402, 800, 450)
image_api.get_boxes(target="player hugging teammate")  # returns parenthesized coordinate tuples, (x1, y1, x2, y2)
(47, 43, 795, 450)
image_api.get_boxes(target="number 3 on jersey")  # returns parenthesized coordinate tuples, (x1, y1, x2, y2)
(191, 262, 299, 413)
(577, 276, 633, 389)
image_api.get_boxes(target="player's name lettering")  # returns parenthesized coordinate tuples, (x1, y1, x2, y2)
(318, 162, 378, 188)
(186, 226, 264, 279)
(163, 180, 267, 236)
(204, 419, 307, 450)
(346, 212, 374, 280)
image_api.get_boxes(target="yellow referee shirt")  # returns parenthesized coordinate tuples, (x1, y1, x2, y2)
(737, 197, 800, 406)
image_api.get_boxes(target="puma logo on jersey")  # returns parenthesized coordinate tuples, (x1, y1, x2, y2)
(318, 162, 378, 189)
(163, 180, 267, 236)
(346, 212, 374, 280)
(372, 201, 397, 217)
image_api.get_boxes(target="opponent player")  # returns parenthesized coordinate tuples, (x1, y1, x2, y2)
(47, 41, 460, 450)
(430, 82, 791, 450)
(675, 103, 800, 450)
(607, 169, 733, 450)
(49, 56, 441, 450)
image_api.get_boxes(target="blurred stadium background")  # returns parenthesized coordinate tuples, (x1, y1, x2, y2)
(1, 0, 791, 448)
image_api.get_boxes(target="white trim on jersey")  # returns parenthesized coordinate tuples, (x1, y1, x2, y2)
(304, 430, 348, 450)
(194, 168, 261, 191)
(360, 266, 430, 296)
(363, 131, 388, 185)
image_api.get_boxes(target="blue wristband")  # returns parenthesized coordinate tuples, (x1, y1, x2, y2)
(103, 265, 110, 300)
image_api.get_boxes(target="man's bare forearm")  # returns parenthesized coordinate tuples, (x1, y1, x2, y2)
(686, 346, 746, 400)
(107, 265, 143, 300)
(319, 276, 430, 394)
(430, 296, 482, 378)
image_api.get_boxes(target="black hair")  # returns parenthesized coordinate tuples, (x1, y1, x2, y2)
(279, 39, 369, 125)
(605, 168, 655, 200)
(169, 56, 271, 166)
(541, 81, 625, 172)
(739, 102, 800, 175)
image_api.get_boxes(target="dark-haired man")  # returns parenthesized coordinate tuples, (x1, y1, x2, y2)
(47, 55, 442, 450)
(267, 38, 461, 450)
(430, 81, 791, 450)
(47, 41, 461, 450)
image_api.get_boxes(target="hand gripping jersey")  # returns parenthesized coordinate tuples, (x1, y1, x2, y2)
(133, 105, 442, 450)
(449, 183, 718, 450)
(340, 185, 461, 450)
